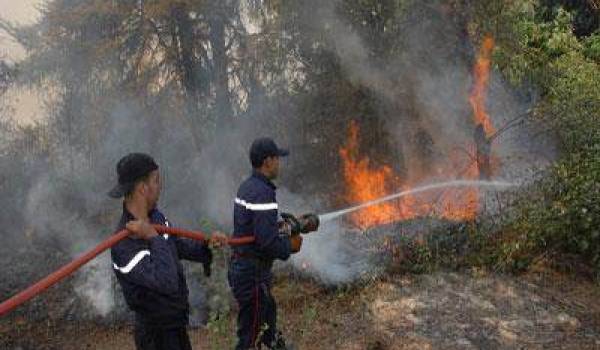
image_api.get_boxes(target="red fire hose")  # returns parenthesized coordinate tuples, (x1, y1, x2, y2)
(0, 225, 255, 317)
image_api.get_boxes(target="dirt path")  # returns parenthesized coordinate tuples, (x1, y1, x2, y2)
(276, 270, 600, 349)
(2, 270, 600, 349)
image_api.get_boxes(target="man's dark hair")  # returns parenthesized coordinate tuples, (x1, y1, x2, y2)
(108, 153, 159, 198)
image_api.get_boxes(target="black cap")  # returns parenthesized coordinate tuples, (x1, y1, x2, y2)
(249, 137, 289, 168)
(108, 153, 159, 198)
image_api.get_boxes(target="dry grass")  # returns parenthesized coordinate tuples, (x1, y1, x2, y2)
(2, 269, 600, 349)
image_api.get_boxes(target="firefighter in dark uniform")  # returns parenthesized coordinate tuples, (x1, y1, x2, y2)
(228, 138, 303, 350)
(108, 153, 226, 350)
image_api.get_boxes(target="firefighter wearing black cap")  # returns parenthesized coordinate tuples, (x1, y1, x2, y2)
(109, 153, 226, 350)
(228, 138, 303, 350)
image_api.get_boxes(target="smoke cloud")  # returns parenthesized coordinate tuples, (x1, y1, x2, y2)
(278, 0, 556, 283)
(2, 0, 558, 320)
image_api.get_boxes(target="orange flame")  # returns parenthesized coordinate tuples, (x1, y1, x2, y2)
(469, 35, 496, 137)
(339, 122, 478, 229)
(339, 37, 499, 229)
(339, 121, 406, 229)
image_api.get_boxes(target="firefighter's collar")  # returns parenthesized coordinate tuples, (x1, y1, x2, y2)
(252, 170, 277, 190)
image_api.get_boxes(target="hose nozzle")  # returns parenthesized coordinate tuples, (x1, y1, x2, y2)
(280, 212, 320, 236)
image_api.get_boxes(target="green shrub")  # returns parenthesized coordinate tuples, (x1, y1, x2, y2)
(490, 6, 600, 276)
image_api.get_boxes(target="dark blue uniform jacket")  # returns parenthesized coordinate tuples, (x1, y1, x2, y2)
(229, 171, 291, 300)
(110, 207, 212, 328)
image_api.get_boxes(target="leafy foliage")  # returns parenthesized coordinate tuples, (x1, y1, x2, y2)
(491, 3, 600, 275)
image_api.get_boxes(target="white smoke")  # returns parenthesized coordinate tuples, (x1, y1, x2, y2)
(73, 254, 115, 317)
(24, 151, 117, 316)
(271, 0, 556, 285)
(10, 0, 559, 321)
(290, 219, 372, 284)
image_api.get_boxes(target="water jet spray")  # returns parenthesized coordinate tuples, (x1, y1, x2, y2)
(318, 179, 516, 223)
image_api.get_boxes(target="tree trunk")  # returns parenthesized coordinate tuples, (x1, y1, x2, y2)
(209, 7, 233, 135)
(171, 3, 204, 150)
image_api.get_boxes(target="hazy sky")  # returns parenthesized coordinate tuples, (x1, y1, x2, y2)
(0, 0, 41, 21)
(0, 0, 43, 60)
(0, 0, 44, 124)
